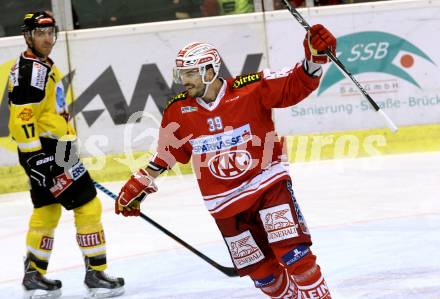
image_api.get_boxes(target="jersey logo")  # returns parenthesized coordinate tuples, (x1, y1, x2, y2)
(225, 95, 240, 103)
(165, 91, 188, 109)
(10, 62, 19, 87)
(30, 62, 48, 91)
(208, 150, 252, 180)
(55, 82, 68, 115)
(181, 106, 198, 113)
(189, 124, 252, 154)
(232, 72, 261, 89)
(263, 67, 291, 80)
(17, 108, 34, 121)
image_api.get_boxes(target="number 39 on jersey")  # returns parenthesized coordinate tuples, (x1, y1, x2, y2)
(207, 116, 223, 132)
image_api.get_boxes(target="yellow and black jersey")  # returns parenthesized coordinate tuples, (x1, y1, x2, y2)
(8, 52, 74, 153)
(8, 52, 96, 210)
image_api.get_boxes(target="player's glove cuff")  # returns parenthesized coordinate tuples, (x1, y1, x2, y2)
(302, 59, 322, 77)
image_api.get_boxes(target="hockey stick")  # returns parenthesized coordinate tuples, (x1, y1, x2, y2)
(282, 0, 398, 133)
(93, 181, 239, 277)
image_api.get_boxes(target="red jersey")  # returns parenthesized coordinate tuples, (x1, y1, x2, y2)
(151, 63, 320, 219)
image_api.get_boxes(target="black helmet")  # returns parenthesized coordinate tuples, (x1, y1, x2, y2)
(22, 11, 57, 33)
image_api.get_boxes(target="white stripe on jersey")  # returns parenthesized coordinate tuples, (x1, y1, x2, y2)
(40, 131, 59, 138)
(17, 139, 42, 150)
(203, 161, 282, 200)
(204, 162, 289, 214)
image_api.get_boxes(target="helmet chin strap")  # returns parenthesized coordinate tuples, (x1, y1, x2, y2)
(200, 66, 218, 99)
(201, 82, 210, 98)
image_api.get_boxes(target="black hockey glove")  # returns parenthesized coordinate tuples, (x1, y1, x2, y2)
(25, 152, 56, 188)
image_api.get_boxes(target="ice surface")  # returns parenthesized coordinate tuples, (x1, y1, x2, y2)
(1, 152, 439, 298)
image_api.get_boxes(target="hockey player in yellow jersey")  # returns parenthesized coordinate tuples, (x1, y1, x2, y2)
(8, 11, 124, 299)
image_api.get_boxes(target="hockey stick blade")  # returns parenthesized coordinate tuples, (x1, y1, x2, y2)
(93, 181, 239, 277)
(282, 0, 398, 133)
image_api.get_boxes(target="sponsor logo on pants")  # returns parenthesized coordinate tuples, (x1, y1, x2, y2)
(225, 230, 264, 269)
(49, 172, 73, 197)
(39, 236, 54, 250)
(77, 232, 103, 247)
(282, 244, 310, 266)
(259, 204, 299, 243)
(287, 181, 310, 235)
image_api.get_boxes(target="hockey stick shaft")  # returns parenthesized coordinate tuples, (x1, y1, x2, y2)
(93, 181, 238, 277)
(282, 0, 398, 132)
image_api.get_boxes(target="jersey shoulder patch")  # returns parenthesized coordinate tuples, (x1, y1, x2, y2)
(232, 72, 262, 89)
(29, 60, 49, 91)
(8, 56, 50, 105)
(262, 67, 292, 80)
(165, 91, 188, 110)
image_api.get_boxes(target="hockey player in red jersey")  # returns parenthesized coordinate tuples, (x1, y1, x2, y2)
(116, 24, 336, 298)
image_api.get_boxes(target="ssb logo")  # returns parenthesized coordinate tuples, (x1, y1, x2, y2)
(208, 150, 252, 179)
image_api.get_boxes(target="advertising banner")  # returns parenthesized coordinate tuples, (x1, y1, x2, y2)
(0, 14, 268, 167)
(267, 2, 440, 134)
(0, 1, 439, 170)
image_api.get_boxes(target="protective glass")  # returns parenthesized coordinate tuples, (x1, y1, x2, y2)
(173, 68, 202, 85)
(172, 66, 217, 85)
(32, 27, 58, 43)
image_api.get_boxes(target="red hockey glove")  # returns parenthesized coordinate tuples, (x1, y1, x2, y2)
(303, 24, 336, 64)
(115, 168, 158, 217)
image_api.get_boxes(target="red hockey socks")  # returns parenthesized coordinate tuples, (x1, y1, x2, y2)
(256, 268, 298, 298)
(288, 254, 331, 299)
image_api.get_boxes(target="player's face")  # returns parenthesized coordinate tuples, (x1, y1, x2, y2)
(31, 27, 56, 57)
(181, 68, 205, 98)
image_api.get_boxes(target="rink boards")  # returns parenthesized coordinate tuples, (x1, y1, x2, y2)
(0, 0, 439, 193)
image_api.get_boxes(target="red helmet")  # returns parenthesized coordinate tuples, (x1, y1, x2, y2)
(173, 42, 221, 85)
